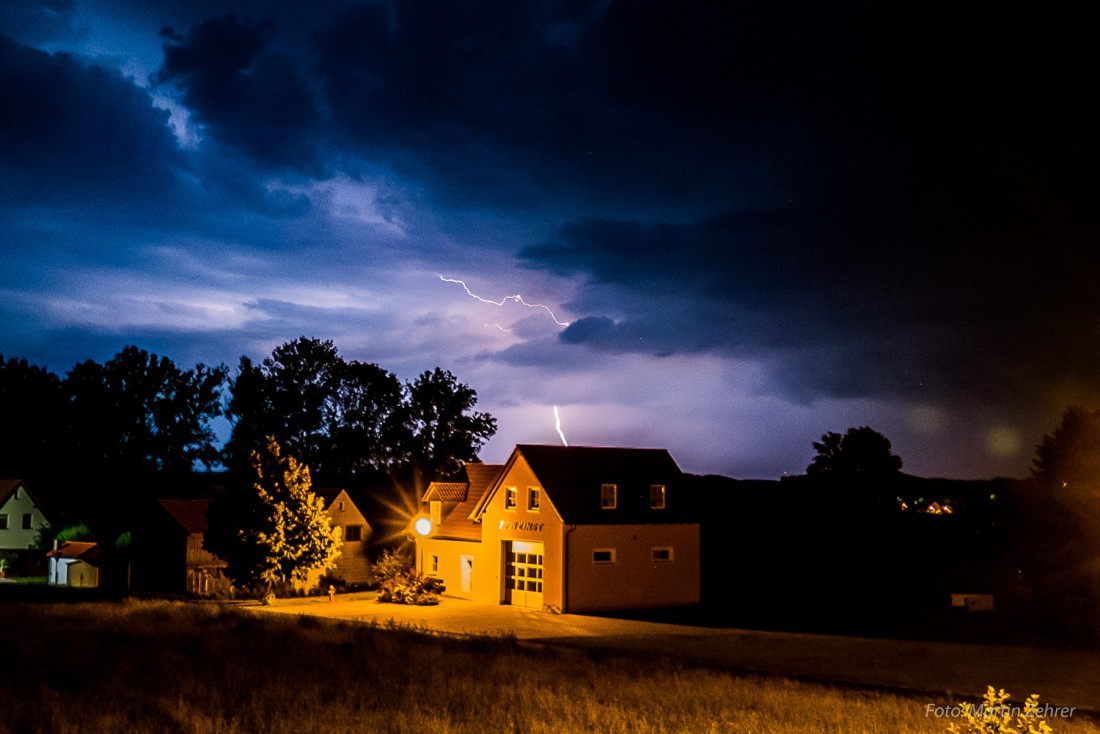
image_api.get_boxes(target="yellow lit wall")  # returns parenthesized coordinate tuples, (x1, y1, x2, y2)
(565, 523, 700, 612)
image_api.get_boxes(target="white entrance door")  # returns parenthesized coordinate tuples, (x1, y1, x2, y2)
(460, 555, 474, 593)
(504, 540, 544, 608)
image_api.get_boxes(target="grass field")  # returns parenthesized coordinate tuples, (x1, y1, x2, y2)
(1, 599, 1096, 734)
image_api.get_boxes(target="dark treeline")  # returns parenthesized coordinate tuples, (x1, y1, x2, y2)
(0, 337, 496, 542)
(690, 421, 1100, 645)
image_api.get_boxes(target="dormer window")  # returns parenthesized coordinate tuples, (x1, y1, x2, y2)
(600, 483, 617, 509)
(650, 484, 666, 509)
(504, 487, 517, 510)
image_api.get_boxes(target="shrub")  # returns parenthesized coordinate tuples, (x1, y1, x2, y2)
(947, 686, 1055, 734)
(371, 549, 446, 605)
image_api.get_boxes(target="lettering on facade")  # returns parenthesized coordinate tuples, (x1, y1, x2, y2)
(499, 520, 545, 532)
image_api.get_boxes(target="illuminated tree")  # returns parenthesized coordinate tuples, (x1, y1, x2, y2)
(206, 438, 341, 600)
(806, 426, 902, 477)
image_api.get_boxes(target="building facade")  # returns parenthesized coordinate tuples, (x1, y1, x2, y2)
(415, 445, 700, 613)
(304, 488, 373, 589)
(47, 541, 101, 587)
(0, 479, 50, 551)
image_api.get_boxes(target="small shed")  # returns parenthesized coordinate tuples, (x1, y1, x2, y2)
(47, 541, 101, 588)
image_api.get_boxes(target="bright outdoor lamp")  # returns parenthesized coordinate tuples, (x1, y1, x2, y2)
(413, 516, 433, 537)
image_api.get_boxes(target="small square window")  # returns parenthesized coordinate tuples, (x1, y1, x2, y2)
(592, 548, 616, 564)
(345, 524, 362, 542)
(504, 487, 517, 510)
(650, 484, 666, 509)
(528, 487, 541, 511)
(600, 484, 617, 509)
(651, 547, 674, 562)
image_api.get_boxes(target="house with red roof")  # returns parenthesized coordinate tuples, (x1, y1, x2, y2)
(133, 488, 372, 596)
(47, 541, 101, 587)
(414, 445, 700, 613)
(130, 498, 232, 596)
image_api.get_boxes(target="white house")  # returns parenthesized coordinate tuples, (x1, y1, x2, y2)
(0, 479, 51, 551)
(47, 541, 101, 587)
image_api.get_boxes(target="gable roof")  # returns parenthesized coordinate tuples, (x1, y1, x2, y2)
(0, 478, 47, 514)
(423, 482, 469, 503)
(428, 463, 505, 541)
(159, 499, 211, 535)
(493, 445, 691, 525)
(47, 541, 101, 563)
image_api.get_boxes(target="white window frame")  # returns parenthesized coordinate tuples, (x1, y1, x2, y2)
(600, 483, 617, 510)
(527, 487, 541, 512)
(651, 546, 674, 562)
(592, 548, 616, 564)
(431, 555, 439, 574)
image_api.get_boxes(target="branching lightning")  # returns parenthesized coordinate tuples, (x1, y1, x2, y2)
(554, 405, 568, 446)
(439, 275, 571, 327)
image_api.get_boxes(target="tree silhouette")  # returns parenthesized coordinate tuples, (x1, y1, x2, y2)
(225, 337, 404, 483)
(0, 356, 65, 481)
(65, 346, 226, 476)
(227, 338, 495, 485)
(1032, 405, 1100, 501)
(394, 367, 498, 482)
(806, 426, 902, 477)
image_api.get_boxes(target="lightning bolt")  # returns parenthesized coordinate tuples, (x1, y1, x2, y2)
(554, 405, 568, 447)
(439, 275, 571, 327)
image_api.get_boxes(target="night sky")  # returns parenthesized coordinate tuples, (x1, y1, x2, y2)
(2, 1, 1096, 479)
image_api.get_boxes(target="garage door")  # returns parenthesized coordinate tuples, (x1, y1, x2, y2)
(504, 540, 543, 608)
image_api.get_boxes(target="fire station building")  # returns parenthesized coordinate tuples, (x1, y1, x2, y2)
(414, 444, 700, 613)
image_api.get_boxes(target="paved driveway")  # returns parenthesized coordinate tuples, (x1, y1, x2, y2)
(255, 592, 1100, 715)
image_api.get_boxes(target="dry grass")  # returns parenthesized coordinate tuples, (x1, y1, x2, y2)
(0, 600, 1096, 734)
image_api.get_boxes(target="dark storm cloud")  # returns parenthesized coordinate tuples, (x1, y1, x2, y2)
(523, 190, 1100, 404)
(156, 13, 325, 173)
(309, 0, 797, 215)
(0, 35, 185, 206)
(0, 0, 80, 45)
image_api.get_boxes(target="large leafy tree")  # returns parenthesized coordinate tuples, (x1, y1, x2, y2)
(0, 356, 66, 480)
(395, 367, 498, 481)
(65, 346, 227, 476)
(227, 338, 494, 485)
(1032, 405, 1100, 501)
(226, 337, 404, 483)
(206, 438, 341, 598)
(806, 426, 903, 478)
(1021, 406, 1100, 639)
